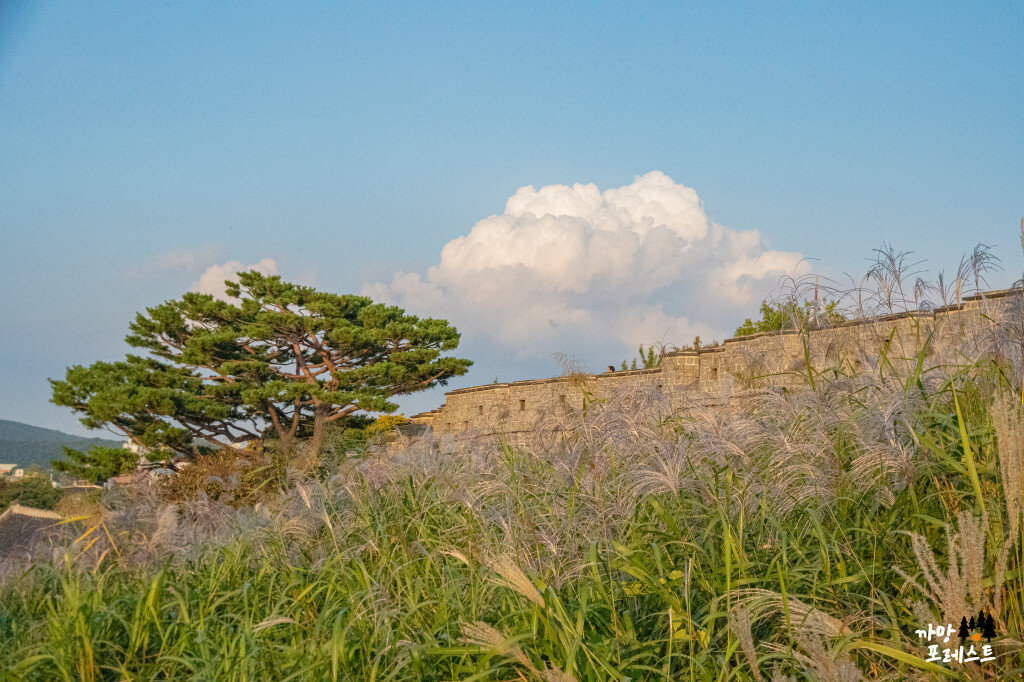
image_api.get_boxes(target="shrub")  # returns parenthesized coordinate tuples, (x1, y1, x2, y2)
(734, 298, 846, 337)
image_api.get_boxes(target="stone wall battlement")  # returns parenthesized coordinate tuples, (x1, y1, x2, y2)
(410, 289, 1020, 441)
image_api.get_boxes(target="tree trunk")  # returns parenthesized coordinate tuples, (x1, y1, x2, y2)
(294, 406, 328, 474)
(275, 430, 297, 459)
(267, 404, 298, 460)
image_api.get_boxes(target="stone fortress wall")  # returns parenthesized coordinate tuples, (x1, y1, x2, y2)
(410, 290, 1020, 441)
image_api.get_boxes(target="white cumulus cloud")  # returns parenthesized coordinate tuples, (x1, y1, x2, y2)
(365, 171, 806, 363)
(190, 258, 278, 302)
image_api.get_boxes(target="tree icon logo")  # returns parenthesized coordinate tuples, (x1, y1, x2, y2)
(958, 611, 997, 644)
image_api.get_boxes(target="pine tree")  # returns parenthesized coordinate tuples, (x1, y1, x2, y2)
(51, 270, 472, 475)
(958, 617, 970, 641)
(53, 445, 142, 484)
(983, 613, 997, 642)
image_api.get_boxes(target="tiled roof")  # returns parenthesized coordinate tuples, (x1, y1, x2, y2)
(0, 502, 65, 557)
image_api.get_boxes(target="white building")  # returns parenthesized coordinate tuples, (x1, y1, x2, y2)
(122, 441, 147, 455)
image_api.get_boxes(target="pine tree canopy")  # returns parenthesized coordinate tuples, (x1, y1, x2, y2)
(50, 271, 472, 475)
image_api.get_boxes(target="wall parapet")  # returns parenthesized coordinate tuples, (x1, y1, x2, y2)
(411, 289, 1020, 441)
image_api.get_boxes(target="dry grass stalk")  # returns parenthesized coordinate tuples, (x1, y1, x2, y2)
(792, 631, 863, 682)
(460, 620, 540, 677)
(731, 588, 853, 638)
(729, 604, 764, 682)
(487, 555, 545, 607)
(253, 616, 296, 633)
(993, 392, 1024, 539)
(894, 510, 1011, 622)
(770, 663, 796, 682)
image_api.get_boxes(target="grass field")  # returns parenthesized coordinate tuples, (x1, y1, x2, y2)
(3, 272, 1024, 680)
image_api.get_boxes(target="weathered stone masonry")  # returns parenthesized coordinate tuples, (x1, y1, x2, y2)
(410, 290, 1019, 441)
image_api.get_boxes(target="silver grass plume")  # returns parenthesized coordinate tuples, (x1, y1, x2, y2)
(729, 604, 764, 682)
(894, 511, 1010, 621)
(460, 621, 539, 677)
(487, 555, 545, 607)
(731, 588, 855, 638)
(770, 664, 796, 682)
(993, 391, 1024, 540)
(792, 631, 863, 682)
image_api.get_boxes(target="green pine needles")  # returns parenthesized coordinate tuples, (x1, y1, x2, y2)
(49, 270, 472, 478)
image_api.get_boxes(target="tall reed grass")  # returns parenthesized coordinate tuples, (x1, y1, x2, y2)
(3, 245, 1023, 680)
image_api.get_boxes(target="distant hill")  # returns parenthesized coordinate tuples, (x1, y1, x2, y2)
(0, 420, 123, 470)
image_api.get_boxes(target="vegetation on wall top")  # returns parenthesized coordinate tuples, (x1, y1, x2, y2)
(621, 344, 664, 371)
(733, 298, 846, 337)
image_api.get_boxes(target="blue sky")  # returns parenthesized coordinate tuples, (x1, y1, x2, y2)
(1, 2, 1021, 436)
